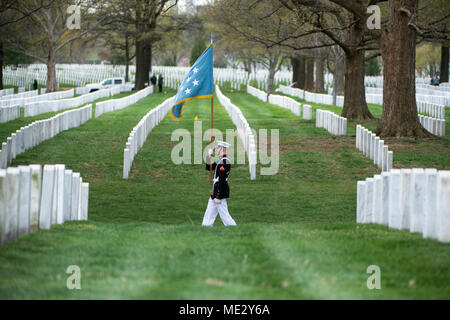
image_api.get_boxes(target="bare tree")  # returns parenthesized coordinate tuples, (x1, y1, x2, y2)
(205, 0, 292, 97)
(0, 0, 52, 89)
(250, 0, 449, 136)
(4, 0, 100, 92)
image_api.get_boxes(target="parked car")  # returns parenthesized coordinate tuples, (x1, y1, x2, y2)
(86, 77, 134, 92)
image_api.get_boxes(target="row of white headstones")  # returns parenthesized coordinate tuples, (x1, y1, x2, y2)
(1, 85, 153, 179)
(252, 86, 392, 171)
(24, 89, 109, 118)
(0, 88, 37, 100)
(0, 88, 74, 107)
(0, 105, 20, 124)
(95, 86, 153, 118)
(356, 125, 393, 172)
(0, 88, 15, 97)
(268, 93, 301, 117)
(247, 85, 313, 120)
(123, 96, 174, 179)
(418, 115, 446, 137)
(1, 85, 134, 123)
(0, 86, 155, 248)
(120, 85, 263, 181)
(417, 100, 446, 119)
(3, 64, 293, 91)
(216, 86, 257, 180)
(280, 85, 447, 137)
(4, 63, 449, 101)
(357, 169, 450, 243)
(0, 87, 47, 99)
(365, 86, 450, 106)
(0, 88, 74, 124)
(316, 110, 347, 136)
(2, 66, 123, 88)
(364, 76, 450, 91)
(1, 87, 167, 249)
(0, 164, 89, 247)
(0, 105, 92, 169)
(248, 84, 450, 243)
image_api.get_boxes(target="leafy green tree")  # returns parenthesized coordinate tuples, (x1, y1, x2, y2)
(3, 47, 33, 65)
(365, 58, 381, 76)
(213, 56, 227, 68)
(190, 35, 206, 66)
(416, 43, 441, 77)
(162, 55, 177, 66)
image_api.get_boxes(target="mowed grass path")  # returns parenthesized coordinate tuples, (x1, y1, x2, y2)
(0, 89, 449, 299)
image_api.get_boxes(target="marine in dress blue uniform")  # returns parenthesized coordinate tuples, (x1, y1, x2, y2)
(202, 141, 237, 226)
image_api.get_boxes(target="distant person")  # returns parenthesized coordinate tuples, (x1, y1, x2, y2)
(432, 74, 440, 86)
(150, 74, 157, 91)
(158, 74, 163, 93)
(33, 79, 38, 90)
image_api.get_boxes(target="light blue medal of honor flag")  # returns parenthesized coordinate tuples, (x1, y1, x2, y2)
(171, 43, 214, 120)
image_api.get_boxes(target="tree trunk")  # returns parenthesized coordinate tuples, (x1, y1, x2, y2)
(336, 55, 345, 95)
(441, 45, 449, 83)
(375, 0, 429, 138)
(333, 66, 338, 106)
(291, 57, 298, 84)
(135, 39, 151, 90)
(149, 45, 152, 74)
(305, 58, 314, 91)
(341, 18, 373, 120)
(291, 56, 305, 88)
(0, 41, 3, 90)
(341, 50, 373, 119)
(267, 62, 276, 100)
(315, 58, 325, 93)
(125, 35, 129, 83)
(46, 38, 57, 92)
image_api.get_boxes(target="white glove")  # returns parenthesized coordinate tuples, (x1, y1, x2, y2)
(208, 149, 213, 156)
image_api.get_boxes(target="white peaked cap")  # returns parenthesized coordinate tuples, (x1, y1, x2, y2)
(217, 141, 231, 148)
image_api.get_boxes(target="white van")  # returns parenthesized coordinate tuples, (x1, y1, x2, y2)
(86, 78, 134, 92)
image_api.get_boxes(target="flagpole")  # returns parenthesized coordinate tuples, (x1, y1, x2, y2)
(209, 95, 213, 194)
(209, 37, 214, 195)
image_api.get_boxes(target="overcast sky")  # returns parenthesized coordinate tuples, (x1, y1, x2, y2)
(177, 0, 211, 12)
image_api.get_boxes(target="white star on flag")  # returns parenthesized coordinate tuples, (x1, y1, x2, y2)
(193, 68, 199, 74)
(193, 79, 199, 86)
(185, 88, 191, 94)
(186, 77, 191, 82)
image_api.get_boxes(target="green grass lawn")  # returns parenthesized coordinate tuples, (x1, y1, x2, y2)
(0, 89, 449, 299)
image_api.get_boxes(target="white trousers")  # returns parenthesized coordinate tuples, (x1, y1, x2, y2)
(202, 198, 237, 226)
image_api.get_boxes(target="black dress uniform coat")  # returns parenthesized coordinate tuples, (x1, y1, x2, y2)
(206, 156, 231, 199)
